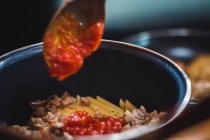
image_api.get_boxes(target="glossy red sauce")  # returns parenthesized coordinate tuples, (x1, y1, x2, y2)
(63, 111, 125, 135)
(43, 13, 104, 81)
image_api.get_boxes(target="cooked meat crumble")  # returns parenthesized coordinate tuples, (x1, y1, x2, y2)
(123, 106, 166, 130)
(9, 92, 166, 139)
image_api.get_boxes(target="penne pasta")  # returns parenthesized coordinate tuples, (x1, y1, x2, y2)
(58, 95, 137, 118)
(60, 107, 75, 115)
(96, 96, 124, 113)
(125, 99, 137, 111)
(91, 104, 115, 117)
(119, 99, 125, 109)
(76, 105, 95, 115)
(88, 96, 122, 117)
(57, 108, 68, 115)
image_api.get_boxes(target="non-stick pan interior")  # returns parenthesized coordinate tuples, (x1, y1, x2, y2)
(0, 41, 189, 139)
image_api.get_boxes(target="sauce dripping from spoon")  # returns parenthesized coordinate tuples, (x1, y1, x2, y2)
(43, 0, 105, 81)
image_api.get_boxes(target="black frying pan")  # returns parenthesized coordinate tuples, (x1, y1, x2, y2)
(123, 28, 210, 64)
(0, 40, 190, 140)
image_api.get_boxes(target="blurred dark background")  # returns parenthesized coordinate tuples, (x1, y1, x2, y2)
(0, 0, 210, 55)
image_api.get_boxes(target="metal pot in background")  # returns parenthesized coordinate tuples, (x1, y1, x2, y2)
(123, 28, 210, 103)
(123, 28, 210, 63)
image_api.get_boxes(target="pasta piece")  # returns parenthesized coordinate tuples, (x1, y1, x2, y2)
(58, 96, 134, 118)
(89, 103, 113, 117)
(76, 105, 95, 116)
(76, 95, 81, 102)
(57, 108, 68, 115)
(96, 96, 124, 113)
(125, 99, 137, 111)
(59, 106, 94, 116)
(88, 97, 123, 118)
(59, 107, 75, 115)
(119, 99, 125, 109)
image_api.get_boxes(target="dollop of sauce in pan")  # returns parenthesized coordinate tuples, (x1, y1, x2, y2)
(63, 111, 125, 135)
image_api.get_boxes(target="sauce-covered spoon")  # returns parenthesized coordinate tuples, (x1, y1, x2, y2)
(43, 0, 105, 81)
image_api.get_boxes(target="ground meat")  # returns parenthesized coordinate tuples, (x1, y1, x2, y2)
(34, 107, 47, 117)
(30, 92, 78, 117)
(31, 117, 46, 128)
(45, 95, 62, 113)
(9, 93, 80, 139)
(9, 92, 166, 139)
(61, 96, 75, 107)
(80, 97, 90, 106)
(10, 108, 65, 139)
(123, 106, 166, 130)
(63, 132, 74, 140)
(10, 125, 41, 138)
(61, 92, 76, 107)
(94, 107, 105, 118)
(30, 100, 47, 117)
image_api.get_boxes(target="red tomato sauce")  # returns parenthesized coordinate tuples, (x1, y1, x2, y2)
(63, 111, 125, 135)
(43, 13, 104, 81)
